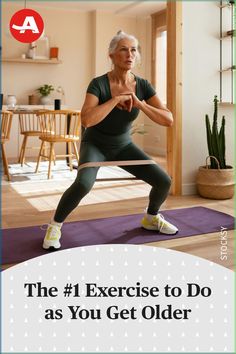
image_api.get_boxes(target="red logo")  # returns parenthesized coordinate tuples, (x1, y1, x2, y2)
(10, 9, 44, 43)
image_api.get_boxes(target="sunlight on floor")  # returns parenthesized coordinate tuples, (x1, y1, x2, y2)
(4, 158, 166, 212)
(9, 179, 150, 212)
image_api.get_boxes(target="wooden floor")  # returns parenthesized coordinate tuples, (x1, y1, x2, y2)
(2, 160, 235, 271)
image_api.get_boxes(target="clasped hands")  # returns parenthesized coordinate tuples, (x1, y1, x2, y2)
(116, 92, 142, 112)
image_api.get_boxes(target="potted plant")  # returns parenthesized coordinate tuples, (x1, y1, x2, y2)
(196, 95, 234, 199)
(37, 84, 54, 105)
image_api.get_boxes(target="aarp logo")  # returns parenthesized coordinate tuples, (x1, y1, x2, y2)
(10, 9, 44, 43)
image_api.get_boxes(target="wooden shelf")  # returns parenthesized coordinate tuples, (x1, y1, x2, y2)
(2, 58, 62, 64)
(219, 3, 232, 8)
(219, 102, 235, 106)
(220, 67, 235, 72)
(219, 0, 235, 105)
(220, 34, 235, 40)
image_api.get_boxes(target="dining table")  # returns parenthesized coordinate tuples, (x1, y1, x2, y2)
(5, 107, 144, 181)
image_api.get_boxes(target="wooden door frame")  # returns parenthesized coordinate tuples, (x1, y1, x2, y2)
(151, 2, 182, 196)
(166, 1, 182, 195)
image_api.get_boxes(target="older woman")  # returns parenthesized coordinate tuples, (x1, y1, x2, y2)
(43, 31, 178, 250)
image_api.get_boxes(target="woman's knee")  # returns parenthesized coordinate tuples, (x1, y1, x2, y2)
(152, 171, 172, 191)
(71, 177, 94, 198)
(164, 174, 172, 188)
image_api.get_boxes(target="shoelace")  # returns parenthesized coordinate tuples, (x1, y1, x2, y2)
(153, 213, 166, 232)
(46, 225, 61, 240)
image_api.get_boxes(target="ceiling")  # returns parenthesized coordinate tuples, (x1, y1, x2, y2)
(11, 1, 166, 17)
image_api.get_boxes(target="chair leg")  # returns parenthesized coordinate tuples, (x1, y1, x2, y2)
(1, 145, 8, 176)
(20, 135, 28, 166)
(68, 142, 73, 171)
(35, 141, 45, 173)
(1, 144, 11, 181)
(42, 143, 47, 161)
(18, 136, 25, 163)
(52, 147, 56, 165)
(73, 142, 80, 162)
(48, 142, 54, 179)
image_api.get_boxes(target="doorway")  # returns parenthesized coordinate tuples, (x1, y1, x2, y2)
(149, 10, 168, 170)
(149, 3, 182, 196)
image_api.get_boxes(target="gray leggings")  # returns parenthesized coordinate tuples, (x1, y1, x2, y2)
(54, 141, 171, 222)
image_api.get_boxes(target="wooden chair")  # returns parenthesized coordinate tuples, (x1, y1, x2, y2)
(35, 110, 81, 179)
(18, 112, 51, 166)
(1, 111, 13, 181)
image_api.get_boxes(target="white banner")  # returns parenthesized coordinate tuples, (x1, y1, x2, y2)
(2, 245, 234, 353)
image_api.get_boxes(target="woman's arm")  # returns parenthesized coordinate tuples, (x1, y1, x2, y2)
(131, 93, 173, 127)
(81, 93, 133, 128)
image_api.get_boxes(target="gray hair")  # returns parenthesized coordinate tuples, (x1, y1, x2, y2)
(108, 30, 141, 62)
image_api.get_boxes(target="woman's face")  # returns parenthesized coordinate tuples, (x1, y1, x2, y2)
(110, 38, 138, 70)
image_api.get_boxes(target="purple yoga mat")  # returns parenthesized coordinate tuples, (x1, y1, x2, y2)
(2, 206, 235, 265)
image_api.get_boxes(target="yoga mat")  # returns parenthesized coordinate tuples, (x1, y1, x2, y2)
(2, 206, 235, 265)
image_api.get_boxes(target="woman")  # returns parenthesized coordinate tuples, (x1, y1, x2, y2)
(43, 31, 178, 250)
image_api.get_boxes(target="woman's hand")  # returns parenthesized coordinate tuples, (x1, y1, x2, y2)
(116, 94, 133, 112)
(120, 92, 173, 127)
(119, 92, 143, 110)
(129, 92, 143, 109)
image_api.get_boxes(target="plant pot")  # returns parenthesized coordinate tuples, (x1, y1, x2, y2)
(40, 96, 51, 105)
(196, 157, 235, 199)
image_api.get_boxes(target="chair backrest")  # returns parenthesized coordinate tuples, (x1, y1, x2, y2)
(19, 112, 41, 133)
(0, 111, 13, 141)
(37, 110, 81, 139)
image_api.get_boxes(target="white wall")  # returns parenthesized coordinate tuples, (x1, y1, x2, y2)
(2, 3, 92, 109)
(143, 119, 167, 156)
(2, 3, 153, 159)
(182, 1, 234, 195)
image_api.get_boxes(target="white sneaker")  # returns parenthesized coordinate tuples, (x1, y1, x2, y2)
(141, 213, 178, 235)
(43, 224, 62, 249)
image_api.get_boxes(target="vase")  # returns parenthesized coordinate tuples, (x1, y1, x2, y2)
(28, 94, 38, 105)
(6, 95, 17, 109)
(26, 48, 36, 59)
(40, 96, 51, 105)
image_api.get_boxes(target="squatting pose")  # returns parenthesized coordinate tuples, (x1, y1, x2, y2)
(43, 31, 178, 249)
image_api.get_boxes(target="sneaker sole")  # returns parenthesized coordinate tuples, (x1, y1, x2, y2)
(43, 242, 61, 250)
(141, 225, 178, 235)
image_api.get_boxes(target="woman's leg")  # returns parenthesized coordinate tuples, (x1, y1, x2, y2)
(43, 142, 106, 249)
(115, 142, 177, 234)
(54, 142, 106, 222)
(115, 142, 171, 214)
